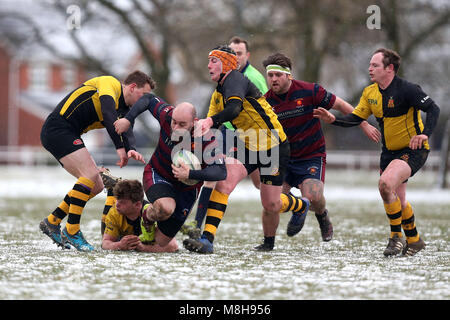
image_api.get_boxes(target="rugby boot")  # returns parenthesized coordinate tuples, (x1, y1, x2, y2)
(403, 237, 426, 256)
(287, 197, 310, 237)
(315, 210, 333, 242)
(254, 242, 274, 252)
(180, 220, 202, 239)
(39, 218, 71, 249)
(61, 227, 94, 252)
(99, 168, 122, 190)
(383, 234, 406, 257)
(183, 236, 214, 254)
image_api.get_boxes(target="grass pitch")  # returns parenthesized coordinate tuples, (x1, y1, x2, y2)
(0, 196, 448, 300)
(0, 166, 448, 300)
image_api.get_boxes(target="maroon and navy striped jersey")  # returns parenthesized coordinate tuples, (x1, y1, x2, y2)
(265, 79, 336, 159)
(126, 93, 222, 191)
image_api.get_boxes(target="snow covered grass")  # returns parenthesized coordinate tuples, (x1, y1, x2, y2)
(0, 166, 449, 300)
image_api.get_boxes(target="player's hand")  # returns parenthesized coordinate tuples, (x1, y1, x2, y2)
(98, 166, 108, 173)
(359, 121, 381, 143)
(128, 150, 145, 164)
(118, 235, 140, 250)
(114, 118, 131, 135)
(313, 107, 336, 123)
(116, 148, 128, 168)
(172, 161, 190, 181)
(194, 118, 213, 137)
(409, 134, 428, 150)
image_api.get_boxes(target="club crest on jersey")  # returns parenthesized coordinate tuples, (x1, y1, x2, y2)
(73, 139, 83, 146)
(388, 97, 395, 108)
(270, 166, 280, 176)
(308, 166, 318, 175)
(296, 98, 303, 106)
(400, 153, 409, 162)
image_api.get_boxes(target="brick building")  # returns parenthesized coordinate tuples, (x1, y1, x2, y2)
(0, 39, 88, 148)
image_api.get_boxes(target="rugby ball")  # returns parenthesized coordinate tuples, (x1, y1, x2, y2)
(172, 149, 202, 185)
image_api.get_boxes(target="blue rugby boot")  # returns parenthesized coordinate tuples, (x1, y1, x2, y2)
(287, 197, 310, 237)
(183, 235, 214, 254)
(39, 218, 71, 249)
(61, 227, 94, 252)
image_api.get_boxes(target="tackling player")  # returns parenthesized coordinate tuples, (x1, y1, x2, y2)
(188, 36, 269, 233)
(39, 71, 152, 251)
(184, 45, 310, 253)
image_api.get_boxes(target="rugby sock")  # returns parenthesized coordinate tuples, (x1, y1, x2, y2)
(384, 198, 403, 238)
(202, 189, 229, 243)
(101, 188, 115, 235)
(47, 193, 71, 225)
(402, 202, 420, 244)
(279, 193, 305, 213)
(194, 186, 213, 228)
(66, 177, 95, 235)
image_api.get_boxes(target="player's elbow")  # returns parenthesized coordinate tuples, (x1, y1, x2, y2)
(216, 164, 227, 181)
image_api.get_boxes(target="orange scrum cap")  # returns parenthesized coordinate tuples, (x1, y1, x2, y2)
(208, 45, 238, 74)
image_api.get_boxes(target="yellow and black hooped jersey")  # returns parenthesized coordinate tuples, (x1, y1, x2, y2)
(103, 199, 147, 239)
(353, 76, 435, 151)
(207, 70, 287, 152)
(56, 76, 127, 135)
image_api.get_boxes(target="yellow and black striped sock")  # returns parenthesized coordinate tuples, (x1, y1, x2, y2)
(384, 197, 403, 238)
(47, 193, 71, 225)
(101, 188, 115, 236)
(66, 177, 95, 235)
(202, 189, 229, 243)
(279, 193, 304, 213)
(402, 202, 420, 244)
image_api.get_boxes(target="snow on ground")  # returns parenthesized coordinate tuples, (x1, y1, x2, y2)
(1, 165, 449, 203)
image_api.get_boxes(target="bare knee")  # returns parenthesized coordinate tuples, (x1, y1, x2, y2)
(262, 199, 281, 214)
(152, 199, 175, 221)
(378, 177, 394, 200)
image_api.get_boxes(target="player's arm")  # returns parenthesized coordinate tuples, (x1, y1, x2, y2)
(313, 107, 365, 127)
(102, 233, 121, 250)
(210, 98, 243, 128)
(172, 160, 227, 182)
(195, 98, 242, 137)
(102, 233, 140, 251)
(101, 95, 124, 149)
(332, 97, 381, 142)
(188, 160, 227, 181)
(408, 84, 440, 149)
(115, 93, 167, 134)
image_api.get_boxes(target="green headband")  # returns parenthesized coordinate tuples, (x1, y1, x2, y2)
(266, 64, 291, 74)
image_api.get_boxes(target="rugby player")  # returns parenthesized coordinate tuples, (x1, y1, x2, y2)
(183, 45, 310, 253)
(39, 71, 152, 251)
(314, 48, 440, 256)
(261, 53, 380, 241)
(114, 100, 227, 248)
(189, 36, 269, 232)
(102, 179, 178, 252)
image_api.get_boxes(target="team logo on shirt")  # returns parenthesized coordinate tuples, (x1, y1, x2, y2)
(73, 139, 83, 146)
(270, 166, 280, 176)
(400, 153, 409, 163)
(388, 97, 395, 108)
(308, 166, 318, 175)
(296, 98, 303, 106)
